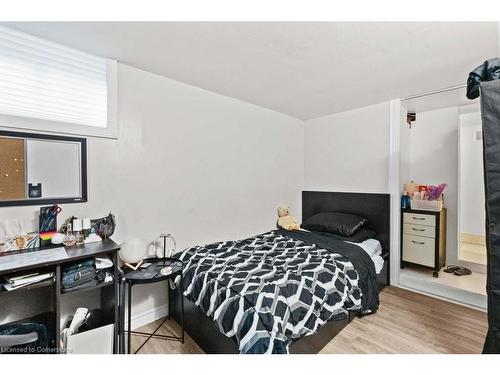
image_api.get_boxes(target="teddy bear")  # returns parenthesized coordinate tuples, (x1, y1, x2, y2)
(277, 206, 300, 231)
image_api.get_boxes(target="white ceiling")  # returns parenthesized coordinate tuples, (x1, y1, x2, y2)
(3, 22, 499, 120)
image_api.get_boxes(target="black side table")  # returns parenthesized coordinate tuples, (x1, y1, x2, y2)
(121, 257, 184, 354)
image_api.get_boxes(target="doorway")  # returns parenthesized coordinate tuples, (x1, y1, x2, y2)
(393, 89, 487, 310)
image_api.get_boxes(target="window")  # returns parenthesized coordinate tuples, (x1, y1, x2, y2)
(0, 26, 117, 138)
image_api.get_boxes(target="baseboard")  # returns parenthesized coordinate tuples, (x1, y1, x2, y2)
(397, 283, 486, 312)
(127, 304, 169, 330)
(398, 272, 487, 311)
(460, 233, 486, 246)
(457, 259, 487, 274)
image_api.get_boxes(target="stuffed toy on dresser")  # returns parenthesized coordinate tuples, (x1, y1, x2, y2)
(276, 206, 300, 231)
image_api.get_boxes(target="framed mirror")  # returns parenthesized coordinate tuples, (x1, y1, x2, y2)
(0, 130, 87, 206)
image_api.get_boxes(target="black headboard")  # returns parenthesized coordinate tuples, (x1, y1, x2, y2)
(302, 191, 391, 254)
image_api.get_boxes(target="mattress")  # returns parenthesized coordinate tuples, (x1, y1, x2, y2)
(348, 238, 384, 274)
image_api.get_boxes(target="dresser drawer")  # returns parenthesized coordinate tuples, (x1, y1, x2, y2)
(402, 234, 435, 267)
(403, 212, 435, 227)
(403, 223, 435, 238)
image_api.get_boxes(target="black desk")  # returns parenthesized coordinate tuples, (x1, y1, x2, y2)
(122, 257, 184, 354)
(0, 239, 121, 353)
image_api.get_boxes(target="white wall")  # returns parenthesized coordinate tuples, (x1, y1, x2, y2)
(459, 111, 485, 236)
(304, 102, 390, 193)
(0, 63, 304, 324)
(408, 106, 459, 265)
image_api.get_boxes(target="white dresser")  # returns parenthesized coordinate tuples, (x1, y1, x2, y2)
(401, 208, 446, 277)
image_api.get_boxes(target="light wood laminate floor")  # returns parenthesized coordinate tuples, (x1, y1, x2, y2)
(132, 286, 487, 354)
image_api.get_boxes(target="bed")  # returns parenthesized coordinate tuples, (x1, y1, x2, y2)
(171, 191, 390, 354)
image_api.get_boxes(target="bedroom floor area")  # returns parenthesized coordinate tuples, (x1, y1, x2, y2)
(131, 286, 487, 354)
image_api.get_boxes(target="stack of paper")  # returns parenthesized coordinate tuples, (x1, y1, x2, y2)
(1, 272, 54, 291)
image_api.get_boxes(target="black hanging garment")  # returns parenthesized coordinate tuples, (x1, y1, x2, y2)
(480, 79, 500, 353)
(467, 58, 500, 100)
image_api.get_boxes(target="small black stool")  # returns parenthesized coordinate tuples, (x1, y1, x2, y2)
(121, 257, 184, 354)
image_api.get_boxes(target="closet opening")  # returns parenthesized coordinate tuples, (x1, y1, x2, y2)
(397, 85, 486, 310)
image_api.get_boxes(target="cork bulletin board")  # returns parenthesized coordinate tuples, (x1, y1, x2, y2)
(0, 137, 26, 200)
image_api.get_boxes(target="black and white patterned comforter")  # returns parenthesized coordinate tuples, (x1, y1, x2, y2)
(178, 230, 379, 354)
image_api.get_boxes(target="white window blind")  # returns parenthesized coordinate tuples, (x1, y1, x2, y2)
(0, 26, 117, 137)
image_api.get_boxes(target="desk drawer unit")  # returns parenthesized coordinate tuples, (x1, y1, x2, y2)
(400, 208, 446, 277)
(403, 223, 435, 238)
(403, 212, 436, 227)
(402, 234, 435, 267)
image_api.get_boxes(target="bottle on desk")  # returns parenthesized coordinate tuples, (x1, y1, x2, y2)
(401, 191, 411, 209)
(73, 219, 84, 246)
(63, 223, 76, 247)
